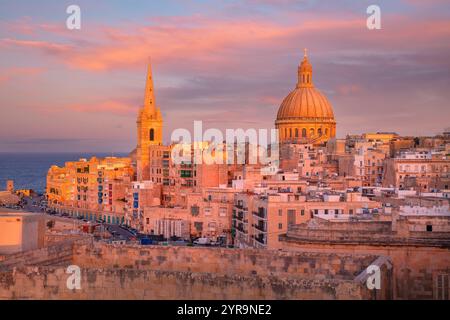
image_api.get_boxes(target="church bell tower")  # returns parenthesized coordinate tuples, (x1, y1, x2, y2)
(136, 62, 163, 181)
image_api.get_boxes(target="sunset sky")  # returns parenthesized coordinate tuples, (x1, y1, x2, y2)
(0, 0, 449, 152)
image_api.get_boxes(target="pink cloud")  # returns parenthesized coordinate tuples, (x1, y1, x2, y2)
(2, 11, 449, 76)
(0, 67, 45, 85)
(0, 13, 363, 72)
(1, 17, 73, 37)
(66, 19, 296, 71)
(0, 38, 72, 54)
(1, 17, 36, 35)
(259, 95, 282, 105)
(336, 84, 362, 96)
(68, 100, 137, 116)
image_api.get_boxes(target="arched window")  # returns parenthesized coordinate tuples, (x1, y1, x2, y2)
(149, 128, 155, 141)
(318, 128, 322, 136)
(310, 128, 315, 137)
(302, 128, 307, 137)
(284, 128, 287, 138)
(325, 128, 329, 136)
(289, 128, 292, 138)
(295, 128, 299, 137)
(307, 74, 310, 83)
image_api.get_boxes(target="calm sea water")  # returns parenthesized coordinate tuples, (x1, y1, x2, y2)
(0, 153, 128, 194)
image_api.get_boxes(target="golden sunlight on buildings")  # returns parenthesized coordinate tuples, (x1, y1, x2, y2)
(276, 50, 336, 145)
(0, 209, 45, 255)
(35, 56, 450, 300)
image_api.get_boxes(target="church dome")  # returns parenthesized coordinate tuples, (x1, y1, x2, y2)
(276, 86, 335, 120)
(276, 50, 335, 121)
(275, 50, 336, 145)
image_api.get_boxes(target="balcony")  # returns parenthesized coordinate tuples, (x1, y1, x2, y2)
(235, 212, 244, 221)
(253, 223, 267, 233)
(180, 170, 192, 178)
(236, 224, 247, 234)
(253, 209, 266, 219)
(253, 234, 266, 245)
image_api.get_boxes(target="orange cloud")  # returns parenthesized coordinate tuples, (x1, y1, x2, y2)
(0, 14, 363, 72)
(66, 19, 296, 71)
(2, 12, 449, 75)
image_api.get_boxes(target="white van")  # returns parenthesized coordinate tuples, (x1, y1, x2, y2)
(193, 237, 210, 245)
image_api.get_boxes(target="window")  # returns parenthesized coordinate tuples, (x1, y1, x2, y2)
(208, 222, 217, 231)
(204, 207, 212, 216)
(295, 128, 299, 137)
(278, 223, 283, 229)
(149, 128, 155, 141)
(318, 128, 322, 136)
(146, 218, 149, 225)
(301, 209, 305, 216)
(426, 224, 433, 232)
(302, 128, 307, 137)
(191, 205, 200, 216)
(287, 209, 296, 226)
(436, 274, 449, 300)
(278, 209, 282, 216)
(219, 207, 227, 217)
(194, 222, 203, 231)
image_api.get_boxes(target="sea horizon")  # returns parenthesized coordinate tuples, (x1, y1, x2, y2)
(0, 152, 130, 194)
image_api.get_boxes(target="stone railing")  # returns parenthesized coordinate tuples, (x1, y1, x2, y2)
(0, 236, 92, 270)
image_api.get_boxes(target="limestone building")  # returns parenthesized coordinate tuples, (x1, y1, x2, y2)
(0, 209, 45, 254)
(276, 50, 336, 145)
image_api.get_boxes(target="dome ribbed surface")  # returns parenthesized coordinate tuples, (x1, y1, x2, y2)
(276, 87, 335, 120)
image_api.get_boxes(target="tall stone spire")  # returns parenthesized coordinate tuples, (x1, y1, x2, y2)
(136, 60, 164, 181)
(297, 48, 313, 88)
(144, 60, 156, 113)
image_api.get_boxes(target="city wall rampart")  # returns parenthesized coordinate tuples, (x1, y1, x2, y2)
(0, 266, 372, 300)
(0, 240, 391, 299)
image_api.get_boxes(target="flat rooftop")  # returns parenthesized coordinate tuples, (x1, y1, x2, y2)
(0, 208, 41, 217)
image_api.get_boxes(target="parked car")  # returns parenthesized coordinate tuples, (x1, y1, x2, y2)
(193, 237, 210, 245)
